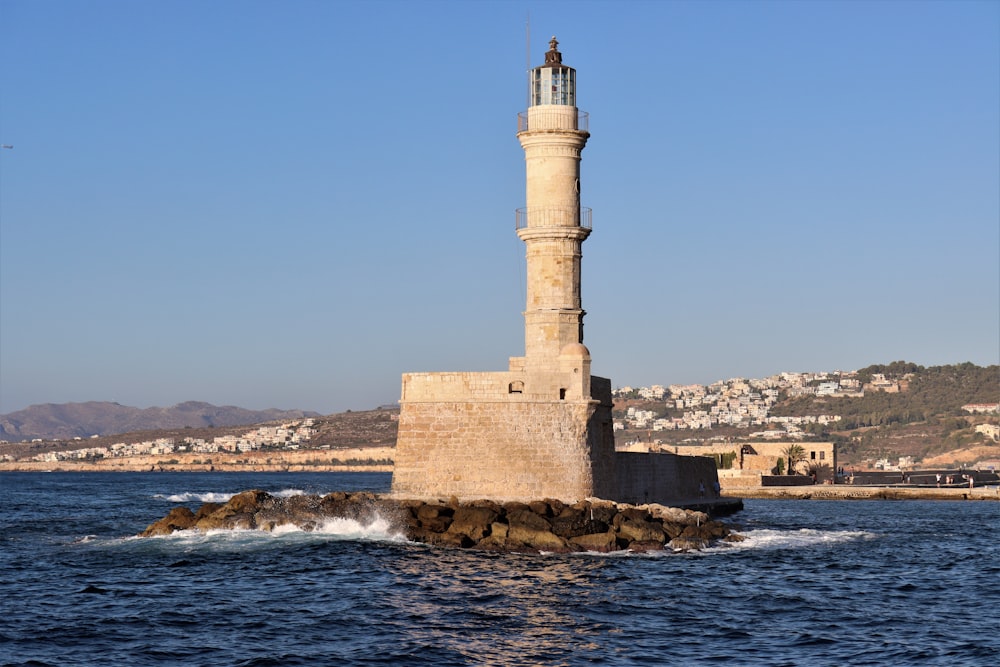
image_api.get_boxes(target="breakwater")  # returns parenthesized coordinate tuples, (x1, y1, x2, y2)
(141, 489, 744, 553)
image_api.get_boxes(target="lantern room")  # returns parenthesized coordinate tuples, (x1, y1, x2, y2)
(530, 36, 576, 107)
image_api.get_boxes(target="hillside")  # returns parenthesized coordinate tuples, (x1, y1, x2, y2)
(0, 401, 321, 443)
(3, 363, 996, 469)
(614, 362, 998, 468)
(0, 408, 398, 463)
(769, 363, 998, 464)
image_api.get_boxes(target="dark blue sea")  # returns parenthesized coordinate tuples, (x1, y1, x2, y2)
(1, 472, 997, 666)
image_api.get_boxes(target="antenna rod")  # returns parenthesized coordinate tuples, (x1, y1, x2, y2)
(525, 12, 531, 110)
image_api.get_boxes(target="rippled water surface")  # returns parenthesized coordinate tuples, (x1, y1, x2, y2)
(1, 472, 997, 666)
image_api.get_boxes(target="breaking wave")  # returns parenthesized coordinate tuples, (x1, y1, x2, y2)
(155, 488, 308, 503)
(140, 515, 409, 550)
(704, 527, 877, 553)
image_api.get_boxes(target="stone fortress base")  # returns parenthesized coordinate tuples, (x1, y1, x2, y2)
(391, 355, 719, 505)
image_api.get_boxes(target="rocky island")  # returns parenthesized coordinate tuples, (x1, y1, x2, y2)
(141, 490, 744, 554)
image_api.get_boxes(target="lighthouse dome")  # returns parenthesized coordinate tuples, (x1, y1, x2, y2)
(559, 342, 591, 360)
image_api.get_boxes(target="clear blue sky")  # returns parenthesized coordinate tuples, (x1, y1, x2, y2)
(1, 0, 997, 415)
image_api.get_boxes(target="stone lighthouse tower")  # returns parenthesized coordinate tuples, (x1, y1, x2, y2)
(516, 36, 591, 367)
(390, 38, 717, 504)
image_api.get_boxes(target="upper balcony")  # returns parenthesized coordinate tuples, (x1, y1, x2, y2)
(516, 206, 592, 230)
(517, 110, 589, 133)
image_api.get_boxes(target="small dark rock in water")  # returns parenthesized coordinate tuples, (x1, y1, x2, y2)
(139, 490, 742, 554)
(78, 585, 110, 595)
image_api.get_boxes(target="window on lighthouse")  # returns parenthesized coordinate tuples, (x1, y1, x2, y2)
(531, 67, 575, 106)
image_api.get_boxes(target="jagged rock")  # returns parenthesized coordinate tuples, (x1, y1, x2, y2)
(628, 540, 665, 553)
(618, 507, 651, 522)
(489, 522, 509, 539)
(568, 530, 618, 552)
(256, 494, 324, 529)
(646, 504, 709, 526)
(614, 514, 666, 545)
(138, 490, 739, 555)
(529, 499, 565, 517)
(502, 501, 530, 514)
(415, 530, 473, 549)
(505, 509, 571, 552)
(141, 506, 196, 536)
(468, 499, 503, 513)
(702, 520, 730, 539)
(193, 502, 222, 521)
(416, 504, 452, 520)
(551, 511, 609, 539)
(447, 506, 499, 540)
(419, 515, 453, 533)
(194, 489, 274, 531)
(669, 536, 710, 551)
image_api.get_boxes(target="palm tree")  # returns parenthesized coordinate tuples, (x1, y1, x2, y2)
(783, 444, 806, 475)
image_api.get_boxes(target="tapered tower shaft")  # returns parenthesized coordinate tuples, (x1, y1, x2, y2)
(516, 37, 591, 366)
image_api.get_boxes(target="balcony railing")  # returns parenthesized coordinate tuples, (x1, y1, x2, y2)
(517, 110, 589, 133)
(515, 206, 592, 230)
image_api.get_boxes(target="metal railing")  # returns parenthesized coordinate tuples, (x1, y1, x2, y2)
(517, 110, 589, 133)
(515, 206, 592, 230)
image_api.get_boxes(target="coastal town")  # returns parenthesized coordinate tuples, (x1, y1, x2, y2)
(612, 370, 872, 437)
(614, 370, 998, 446)
(2, 419, 319, 464)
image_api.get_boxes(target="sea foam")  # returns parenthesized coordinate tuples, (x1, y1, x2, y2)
(155, 488, 307, 503)
(706, 528, 878, 553)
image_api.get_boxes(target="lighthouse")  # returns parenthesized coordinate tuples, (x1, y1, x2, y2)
(390, 37, 719, 505)
(516, 36, 591, 366)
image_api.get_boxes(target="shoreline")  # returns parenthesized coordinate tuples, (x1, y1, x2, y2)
(0, 462, 392, 473)
(725, 485, 1000, 501)
(2, 461, 997, 501)
(0, 447, 394, 474)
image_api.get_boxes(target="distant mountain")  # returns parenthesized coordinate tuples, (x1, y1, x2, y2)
(0, 401, 321, 442)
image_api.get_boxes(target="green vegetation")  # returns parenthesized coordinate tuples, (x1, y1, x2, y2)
(782, 444, 805, 474)
(774, 363, 998, 464)
(774, 363, 998, 432)
(710, 451, 738, 469)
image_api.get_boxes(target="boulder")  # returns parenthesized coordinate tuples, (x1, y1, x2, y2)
(412, 529, 473, 549)
(416, 504, 453, 520)
(255, 493, 324, 530)
(614, 514, 666, 545)
(551, 511, 610, 539)
(646, 504, 700, 524)
(228, 490, 273, 513)
(568, 530, 618, 553)
(140, 506, 196, 536)
(661, 522, 685, 540)
(628, 540, 665, 553)
(669, 536, 709, 551)
(193, 502, 223, 522)
(447, 506, 499, 540)
(417, 515, 452, 533)
(529, 499, 565, 517)
(506, 509, 570, 552)
(194, 490, 274, 531)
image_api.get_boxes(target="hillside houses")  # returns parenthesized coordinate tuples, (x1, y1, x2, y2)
(27, 419, 317, 463)
(613, 372, 851, 436)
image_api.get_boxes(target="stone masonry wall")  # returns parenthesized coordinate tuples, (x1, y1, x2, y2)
(392, 398, 601, 502)
(392, 371, 718, 504)
(612, 451, 719, 505)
